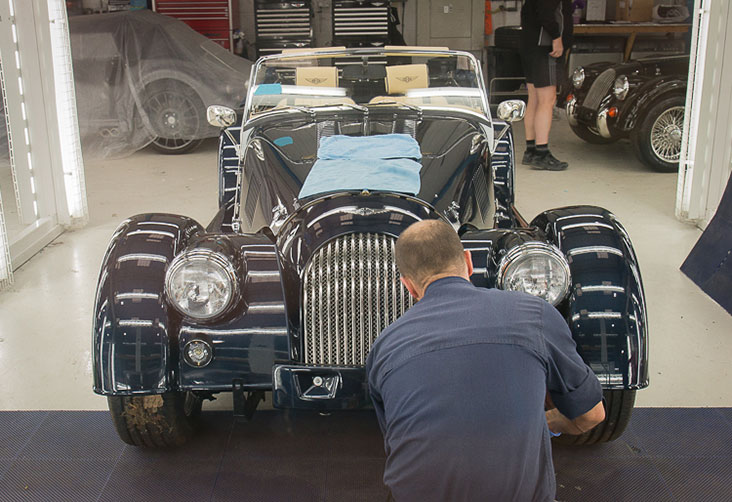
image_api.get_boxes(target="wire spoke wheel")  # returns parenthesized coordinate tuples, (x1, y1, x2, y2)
(631, 95, 685, 172)
(650, 106, 684, 163)
(143, 82, 205, 154)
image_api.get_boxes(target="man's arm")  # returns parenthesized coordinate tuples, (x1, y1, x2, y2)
(537, 0, 563, 40)
(541, 301, 605, 431)
(545, 395, 605, 435)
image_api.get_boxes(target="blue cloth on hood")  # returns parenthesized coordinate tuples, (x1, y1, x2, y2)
(299, 134, 422, 199)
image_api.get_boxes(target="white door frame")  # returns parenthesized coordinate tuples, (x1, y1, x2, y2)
(677, 0, 732, 228)
(0, 0, 87, 283)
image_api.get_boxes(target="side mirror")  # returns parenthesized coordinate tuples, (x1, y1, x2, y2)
(207, 105, 237, 128)
(497, 100, 526, 122)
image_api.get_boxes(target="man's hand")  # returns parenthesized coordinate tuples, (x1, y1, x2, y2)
(550, 37, 564, 58)
(545, 401, 605, 435)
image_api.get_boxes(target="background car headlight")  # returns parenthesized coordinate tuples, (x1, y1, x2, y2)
(613, 76, 629, 100)
(497, 243, 571, 306)
(165, 250, 237, 320)
(572, 67, 585, 89)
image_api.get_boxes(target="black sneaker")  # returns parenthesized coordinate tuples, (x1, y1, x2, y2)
(530, 152, 568, 171)
(522, 150, 535, 165)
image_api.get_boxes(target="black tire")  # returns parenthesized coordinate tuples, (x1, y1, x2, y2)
(142, 80, 206, 155)
(631, 94, 685, 172)
(569, 123, 620, 145)
(494, 26, 522, 51)
(107, 392, 202, 447)
(554, 390, 636, 445)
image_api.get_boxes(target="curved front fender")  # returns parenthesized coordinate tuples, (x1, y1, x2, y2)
(532, 206, 649, 390)
(93, 213, 204, 395)
(619, 77, 686, 131)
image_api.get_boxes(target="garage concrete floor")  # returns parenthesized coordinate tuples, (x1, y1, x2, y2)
(0, 116, 730, 411)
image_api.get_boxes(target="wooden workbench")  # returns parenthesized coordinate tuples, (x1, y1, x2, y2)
(573, 23, 691, 61)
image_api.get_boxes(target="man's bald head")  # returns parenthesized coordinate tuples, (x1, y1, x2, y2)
(395, 220, 468, 289)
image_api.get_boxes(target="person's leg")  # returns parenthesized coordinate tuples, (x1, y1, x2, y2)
(528, 67, 568, 170)
(524, 83, 538, 142)
(522, 84, 538, 165)
(533, 85, 556, 145)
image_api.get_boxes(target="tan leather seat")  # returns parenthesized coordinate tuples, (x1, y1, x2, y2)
(384, 63, 429, 95)
(296, 67, 339, 87)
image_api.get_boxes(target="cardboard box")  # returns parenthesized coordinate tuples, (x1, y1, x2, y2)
(586, 0, 607, 22)
(617, 0, 654, 22)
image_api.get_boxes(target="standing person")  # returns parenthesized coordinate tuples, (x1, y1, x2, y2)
(366, 220, 605, 502)
(520, 0, 574, 171)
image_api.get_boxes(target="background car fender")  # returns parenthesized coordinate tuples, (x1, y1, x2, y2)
(618, 77, 686, 131)
(93, 213, 204, 395)
(532, 206, 649, 390)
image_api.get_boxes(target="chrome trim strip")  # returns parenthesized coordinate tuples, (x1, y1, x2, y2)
(560, 222, 615, 231)
(117, 253, 168, 264)
(567, 246, 624, 258)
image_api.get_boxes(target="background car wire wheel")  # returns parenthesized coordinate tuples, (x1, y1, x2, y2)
(107, 391, 202, 447)
(569, 123, 619, 145)
(554, 389, 636, 445)
(631, 95, 685, 172)
(143, 80, 205, 155)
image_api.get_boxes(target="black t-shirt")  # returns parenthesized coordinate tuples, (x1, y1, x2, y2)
(521, 0, 574, 48)
(366, 277, 602, 502)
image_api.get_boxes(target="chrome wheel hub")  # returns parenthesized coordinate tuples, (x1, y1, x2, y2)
(164, 112, 178, 128)
(650, 106, 684, 163)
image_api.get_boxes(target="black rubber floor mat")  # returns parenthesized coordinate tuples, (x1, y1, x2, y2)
(0, 408, 731, 501)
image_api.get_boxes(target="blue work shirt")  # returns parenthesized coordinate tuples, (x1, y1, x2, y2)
(366, 276, 602, 502)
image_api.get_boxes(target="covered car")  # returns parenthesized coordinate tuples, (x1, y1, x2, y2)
(93, 47, 648, 447)
(70, 10, 252, 157)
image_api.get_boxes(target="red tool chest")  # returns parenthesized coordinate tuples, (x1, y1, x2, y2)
(152, 0, 240, 52)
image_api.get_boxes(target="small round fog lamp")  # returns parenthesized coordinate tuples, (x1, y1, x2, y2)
(184, 340, 213, 367)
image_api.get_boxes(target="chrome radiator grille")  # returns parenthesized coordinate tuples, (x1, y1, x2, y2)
(582, 68, 616, 111)
(302, 232, 414, 365)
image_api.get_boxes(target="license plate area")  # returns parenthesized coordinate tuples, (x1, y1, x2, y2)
(272, 365, 370, 410)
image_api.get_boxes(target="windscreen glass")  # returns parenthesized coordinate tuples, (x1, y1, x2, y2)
(247, 51, 487, 119)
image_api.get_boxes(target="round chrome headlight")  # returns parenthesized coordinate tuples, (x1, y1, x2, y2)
(572, 67, 585, 89)
(497, 243, 571, 306)
(165, 250, 237, 320)
(613, 75, 629, 100)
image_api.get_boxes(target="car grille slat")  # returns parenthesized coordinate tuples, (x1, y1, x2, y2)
(582, 68, 616, 111)
(303, 233, 414, 366)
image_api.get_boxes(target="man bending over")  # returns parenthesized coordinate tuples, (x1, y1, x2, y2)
(366, 219, 605, 501)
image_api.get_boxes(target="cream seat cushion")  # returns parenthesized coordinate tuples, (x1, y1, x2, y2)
(385, 64, 429, 95)
(296, 67, 339, 87)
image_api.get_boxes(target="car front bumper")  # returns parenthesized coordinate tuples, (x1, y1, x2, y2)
(566, 96, 615, 139)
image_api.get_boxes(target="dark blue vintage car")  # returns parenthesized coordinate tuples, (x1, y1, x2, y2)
(566, 54, 689, 172)
(93, 47, 648, 447)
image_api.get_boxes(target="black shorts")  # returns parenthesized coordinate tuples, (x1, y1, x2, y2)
(521, 46, 563, 88)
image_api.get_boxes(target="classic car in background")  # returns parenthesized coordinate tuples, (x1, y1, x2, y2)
(93, 47, 648, 447)
(70, 10, 252, 156)
(566, 55, 690, 172)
